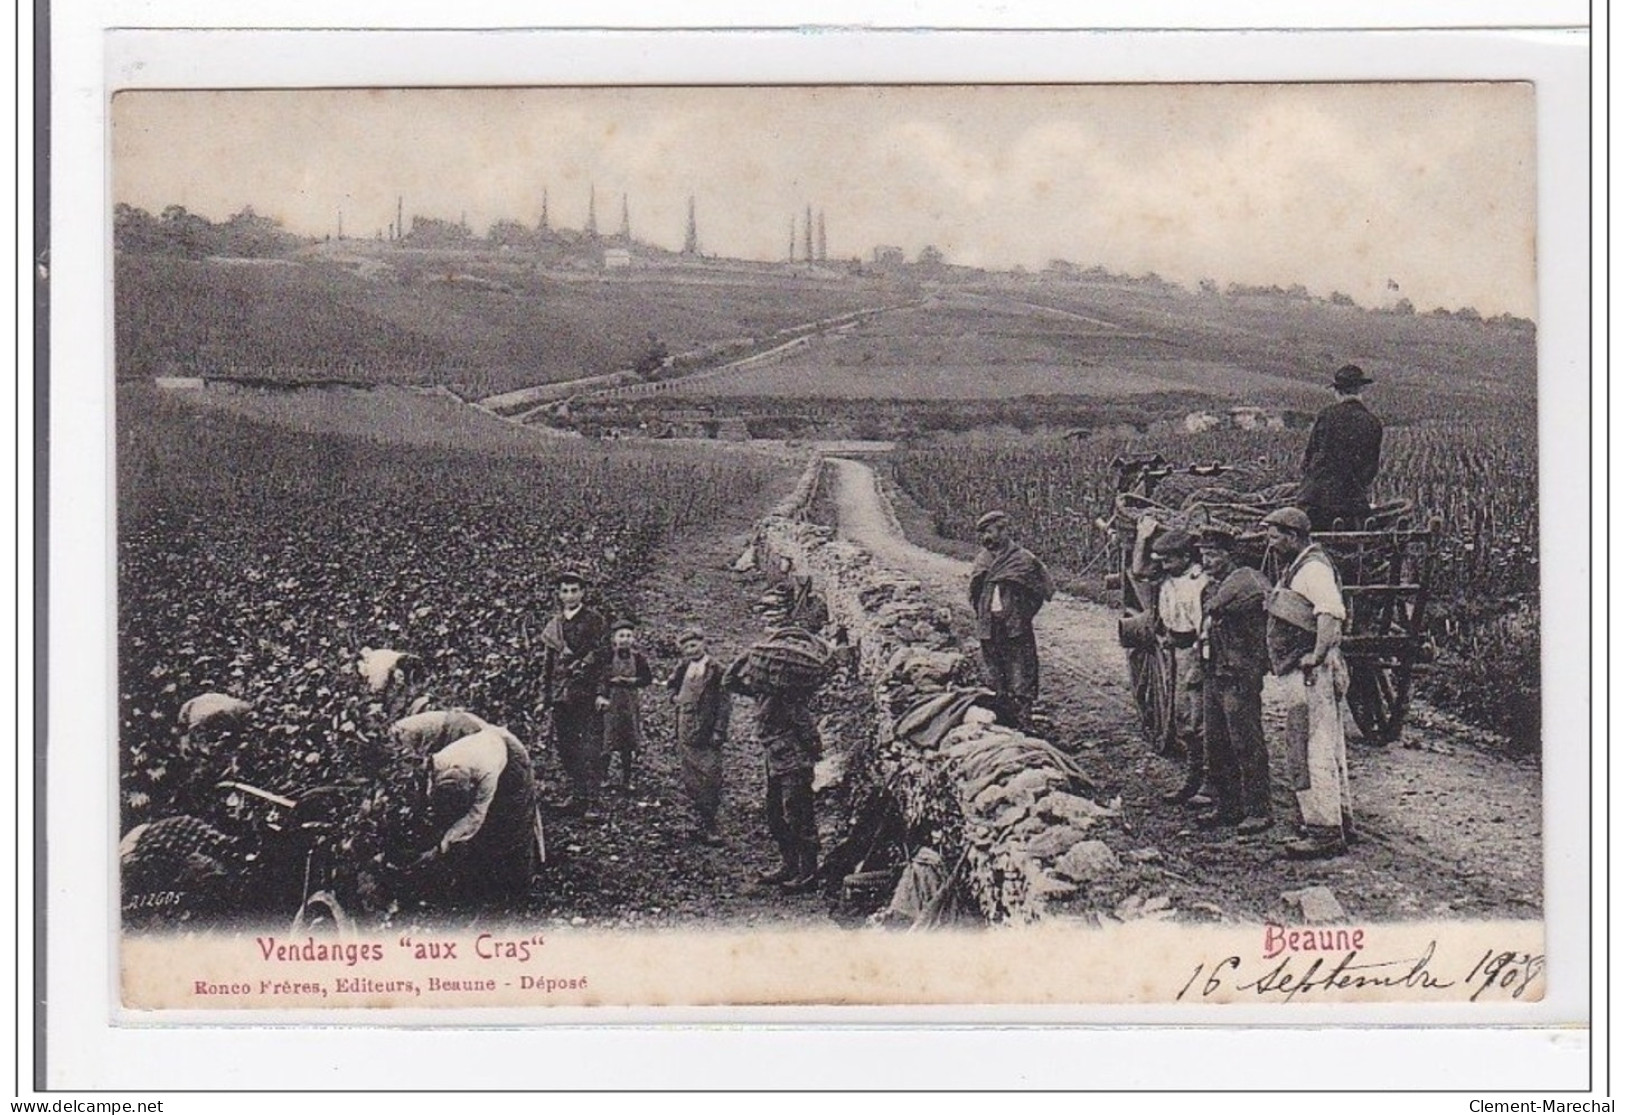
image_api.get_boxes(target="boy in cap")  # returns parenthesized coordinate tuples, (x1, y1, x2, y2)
(1299, 363, 1384, 530)
(968, 510, 1054, 732)
(1141, 527, 1208, 795)
(538, 568, 610, 818)
(1194, 523, 1274, 836)
(666, 626, 730, 845)
(602, 618, 653, 794)
(1263, 506, 1353, 858)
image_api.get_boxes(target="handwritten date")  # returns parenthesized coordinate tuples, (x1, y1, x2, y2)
(1176, 942, 1543, 1003)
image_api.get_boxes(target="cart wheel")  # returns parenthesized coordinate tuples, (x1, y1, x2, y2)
(1346, 661, 1411, 744)
(1128, 644, 1178, 756)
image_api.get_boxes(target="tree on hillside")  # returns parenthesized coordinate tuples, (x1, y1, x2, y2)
(217, 206, 298, 257)
(406, 216, 472, 247)
(488, 219, 534, 248)
(917, 245, 945, 268)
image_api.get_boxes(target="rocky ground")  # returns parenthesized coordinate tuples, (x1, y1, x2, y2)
(497, 451, 1540, 932)
(824, 456, 1543, 926)
(516, 479, 861, 931)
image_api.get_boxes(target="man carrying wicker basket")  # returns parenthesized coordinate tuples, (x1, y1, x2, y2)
(723, 605, 832, 894)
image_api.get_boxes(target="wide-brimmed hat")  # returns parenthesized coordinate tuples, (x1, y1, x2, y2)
(1195, 523, 1239, 550)
(1333, 364, 1375, 391)
(1150, 527, 1194, 557)
(975, 510, 1010, 531)
(1261, 506, 1313, 535)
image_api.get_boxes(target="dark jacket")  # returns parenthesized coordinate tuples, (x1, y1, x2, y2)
(542, 607, 609, 708)
(666, 658, 730, 750)
(722, 657, 821, 776)
(1299, 398, 1383, 525)
(1200, 565, 1271, 683)
(969, 544, 1054, 642)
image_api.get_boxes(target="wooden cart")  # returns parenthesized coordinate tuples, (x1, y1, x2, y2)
(1105, 455, 1437, 749)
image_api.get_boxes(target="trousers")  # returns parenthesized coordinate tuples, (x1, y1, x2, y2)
(1173, 645, 1204, 774)
(979, 631, 1040, 729)
(552, 702, 603, 802)
(1203, 674, 1272, 821)
(1280, 651, 1353, 829)
(765, 768, 817, 874)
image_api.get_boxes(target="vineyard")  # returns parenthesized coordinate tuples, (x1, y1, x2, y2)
(893, 418, 1541, 747)
(115, 252, 898, 398)
(116, 386, 788, 920)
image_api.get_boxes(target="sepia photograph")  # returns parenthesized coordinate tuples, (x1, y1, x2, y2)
(107, 79, 1553, 1012)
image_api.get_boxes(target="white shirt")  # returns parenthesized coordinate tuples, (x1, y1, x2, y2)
(561, 604, 582, 620)
(430, 729, 509, 851)
(683, 656, 712, 684)
(1288, 550, 1347, 621)
(1158, 565, 1209, 635)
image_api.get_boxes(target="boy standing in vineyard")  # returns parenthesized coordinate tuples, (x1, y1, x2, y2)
(539, 569, 610, 820)
(667, 627, 730, 845)
(602, 618, 654, 794)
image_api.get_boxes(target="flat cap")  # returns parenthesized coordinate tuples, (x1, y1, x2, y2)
(678, 626, 707, 643)
(556, 567, 591, 586)
(975, 510, 1010, 531)
(1261, 506, 1313, 535)
(610, 617, 639, 633)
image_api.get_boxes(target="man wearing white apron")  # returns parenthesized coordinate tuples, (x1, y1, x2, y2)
(1262, 507, 1353, 860)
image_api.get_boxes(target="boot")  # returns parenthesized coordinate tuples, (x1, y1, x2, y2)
(781, 843, 821, 893)
(757, 844, 797, 884)
(1161, 775, 1204, 805)
(1284, 826, 1347, 860)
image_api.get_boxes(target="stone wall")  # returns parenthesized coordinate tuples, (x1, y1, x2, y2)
(755, 457, 1120, 923)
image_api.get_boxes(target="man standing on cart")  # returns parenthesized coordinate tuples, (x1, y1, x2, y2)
(969, 510, 1055, 733)
(1298, 364, 1384, 531)
(1262, 507, 1353, 860)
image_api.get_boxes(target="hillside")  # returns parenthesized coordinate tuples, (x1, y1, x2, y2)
(114, 247, 904, 399)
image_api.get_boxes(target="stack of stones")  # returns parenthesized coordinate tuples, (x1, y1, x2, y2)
(755, 467, 1122, 923)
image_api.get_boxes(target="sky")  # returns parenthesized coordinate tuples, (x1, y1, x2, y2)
(112, 83, 1537, 317)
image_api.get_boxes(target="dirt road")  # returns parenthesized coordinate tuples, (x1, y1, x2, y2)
(825, 457, 1542, 922)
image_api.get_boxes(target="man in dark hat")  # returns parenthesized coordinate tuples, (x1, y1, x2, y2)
(539, 568, 610, 818)
(1298, 364, 1384, 531)
(1193, 523, 1274, 836)
(1262, 506, 1353, 859)
(969, 510, 1054, 732)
